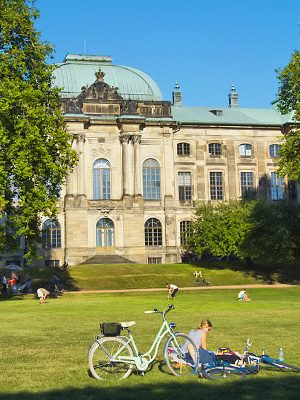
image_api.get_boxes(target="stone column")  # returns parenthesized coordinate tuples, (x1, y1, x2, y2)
(120, 134, 134, 196)
(133, 134, 142, 196)
(77, 134, 86, 195)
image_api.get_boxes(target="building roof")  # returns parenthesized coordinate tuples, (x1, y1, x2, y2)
(171, 105, 294, 126)
(52, 54, 163, 102)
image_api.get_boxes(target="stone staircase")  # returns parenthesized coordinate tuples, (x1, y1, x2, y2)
(80, 254, 135, 265)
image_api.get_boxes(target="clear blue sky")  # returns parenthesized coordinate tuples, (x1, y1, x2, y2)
(35, 0, 300, 109)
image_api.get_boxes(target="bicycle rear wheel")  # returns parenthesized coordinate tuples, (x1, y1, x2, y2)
(57, 283, 64, 292)
(88, 337, 134, 381)
(164, 333, 197, 376)
(203, 366, 246, 380)
(262, 359, 300, 372)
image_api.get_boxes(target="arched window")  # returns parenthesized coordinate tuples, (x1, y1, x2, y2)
(270, 144, 281, 157)
(96, 218, 114, 247)
(177, 143, 190, 155)
(239, 144, 252, 157)
(180, 220, 191, 246)
(145, 218, 162, 246)
(93, 159, 111, 200)
(143, 159, 161, 199)
(209, 143, 222, 156)
(42, 220, 61, 248)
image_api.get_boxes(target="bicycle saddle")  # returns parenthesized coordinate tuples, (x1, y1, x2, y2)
(120, 321, 136, 328)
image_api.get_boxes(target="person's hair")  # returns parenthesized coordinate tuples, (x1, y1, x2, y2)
(199, 319, 212, 329)
(166, 283, 170, 288)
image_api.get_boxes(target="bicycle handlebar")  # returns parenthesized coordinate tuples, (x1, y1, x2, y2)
(144, 304, 175, 314)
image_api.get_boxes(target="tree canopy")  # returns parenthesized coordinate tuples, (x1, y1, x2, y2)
(276, 47, 300, 181)
(0, 0, 78, 262)
(186, 200, 300, 266)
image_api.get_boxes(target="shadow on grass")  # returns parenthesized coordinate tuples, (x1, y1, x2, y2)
(1, 375, 300, 400)
(185, 259, 300, 285)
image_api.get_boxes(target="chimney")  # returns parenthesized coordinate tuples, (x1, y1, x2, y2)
(172, 82, 182, 107)
(229, 84, 239, 108)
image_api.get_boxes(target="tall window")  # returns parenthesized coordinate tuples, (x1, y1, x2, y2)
(42, 220, 61, 248)
(270, 144, 281, 157)
(210, 172, 223, 200)
(271, 172, 283, 200)
(239, 144, 252, 157)
(145, 218, 162, 246)
(178, 172, 192, 201)
(180, 220, 191, 246)
(177, 143, 190, 156)
(143, 159, 161, 199)
(241, 172, 254, 196)
(96, 218, 114, 247)
(93, 159, 111, 200)
(209, 143, 222, 156)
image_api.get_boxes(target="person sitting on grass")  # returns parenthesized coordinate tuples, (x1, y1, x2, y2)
(182, 319, 213, 364)
(238, 289, 251, 301)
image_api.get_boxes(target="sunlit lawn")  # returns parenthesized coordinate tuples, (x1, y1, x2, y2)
(0, 287, 299, 399)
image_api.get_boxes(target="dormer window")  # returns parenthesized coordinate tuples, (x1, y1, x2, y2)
(270, 144, 281, 157)
(210, 110, 224, 116)
(209, 143, 222, 156)
(239, 144, 252, 157)
(177, 143, 190, 156)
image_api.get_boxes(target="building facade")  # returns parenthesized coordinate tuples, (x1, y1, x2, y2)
(3, 54, 297, 267)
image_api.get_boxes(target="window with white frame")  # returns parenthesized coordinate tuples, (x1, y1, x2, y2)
(241, 172, 254, 196)
(42, 220, 61, 248)
(210, 172, 223, 200)
(143, 159, 161, 199)
(271, 172, 283, 200)
(178, 172, 192, 201)
(177, 142, 190, 156)
(270, 144, 281, 157)
(145, 218, 162, 246)
(239, 144, 252, 157)
(209, 143, 222, 156)
(93, 159, 111, 200)
(180, 220, 191, 246)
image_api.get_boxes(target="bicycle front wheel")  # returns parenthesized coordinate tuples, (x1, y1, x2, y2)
(203, 366, 246, 380)
(262, 359, 300, 372)
(164, 333, 197, 376)
(88, 337, 134, 381)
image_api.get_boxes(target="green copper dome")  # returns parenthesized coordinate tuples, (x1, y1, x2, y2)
(52, 54, 163, 101)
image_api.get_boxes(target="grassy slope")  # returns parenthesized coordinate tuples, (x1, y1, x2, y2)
(2, 261, 288, 293)
(0, 287, 299, 399)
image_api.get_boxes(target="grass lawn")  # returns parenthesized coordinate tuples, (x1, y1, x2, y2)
(3, 260, 299, 293)
(0, 286, 300, 399)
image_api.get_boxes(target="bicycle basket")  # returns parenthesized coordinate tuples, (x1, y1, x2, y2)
(198, 348, 215, 364)
(100, 322, 121, 337)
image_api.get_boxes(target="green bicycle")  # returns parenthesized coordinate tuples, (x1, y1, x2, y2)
(88, 304, 197, 381)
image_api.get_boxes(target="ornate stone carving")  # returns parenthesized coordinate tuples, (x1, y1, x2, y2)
(120, 99, 138, 115)
(119, 134, 133, 144)
(73, 133, 86, 143)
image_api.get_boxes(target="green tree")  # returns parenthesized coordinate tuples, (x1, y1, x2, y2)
(276, 49, 300, 181)
(0, 0, 78, 262)
(240, 200, 300, 265)
(186, 201, 254, 259)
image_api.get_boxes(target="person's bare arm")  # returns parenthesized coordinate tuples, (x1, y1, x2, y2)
(187, 342, 197, 363)
(201, 331, 207, 350)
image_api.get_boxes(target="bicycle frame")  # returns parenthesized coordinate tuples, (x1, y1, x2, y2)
(95, 306, 182, 371)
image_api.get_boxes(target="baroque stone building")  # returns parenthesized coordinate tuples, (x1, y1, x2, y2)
(3, 54, 297, 267)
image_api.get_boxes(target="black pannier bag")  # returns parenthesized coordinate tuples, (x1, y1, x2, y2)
(100, 322, 121, 336)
